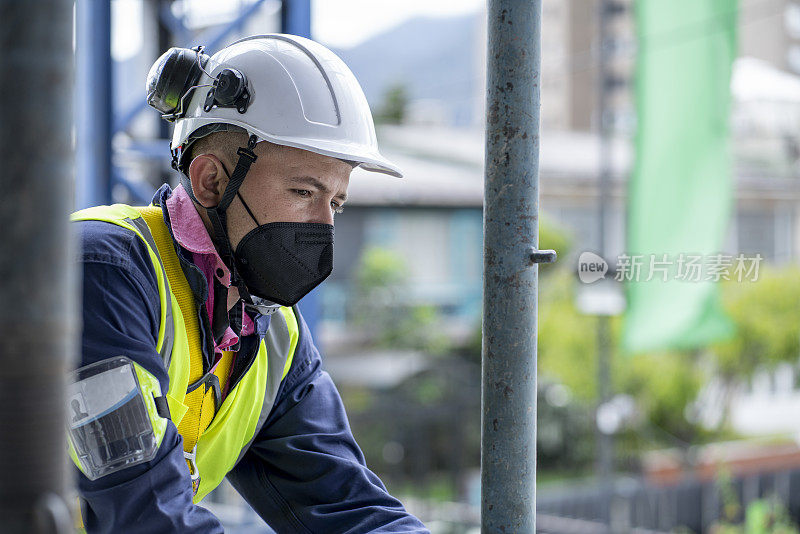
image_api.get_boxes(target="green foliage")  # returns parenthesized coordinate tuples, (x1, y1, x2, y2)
(620, 350, 703, 443)
(537, 381, 596, 471)
(713, 265, 800, 379)
(339, 356, 481, 501)
(351, 246, 450, 354)
(539, 213, 574, 275)
(711, 471, 799, 533)
(355, 247, 408, 290)
(538, 268, 603, 399)
(718, 470, 743, 524)
(381, 304, 451, 355)
(537, 263, 800, 448)
(536, 268, 707, 451)
(742, 499, 800, 534)
(376, 83, 409, 124)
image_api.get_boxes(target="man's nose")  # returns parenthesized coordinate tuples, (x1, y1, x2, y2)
(310, 201, 334, 225)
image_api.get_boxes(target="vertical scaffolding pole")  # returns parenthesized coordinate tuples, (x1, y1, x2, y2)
(0, 1, 76, 533)
(482, 1, 550, 531)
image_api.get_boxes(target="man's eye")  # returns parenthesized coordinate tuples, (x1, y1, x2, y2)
(294, 189, 311, 197)
(331, 201, 344, 215)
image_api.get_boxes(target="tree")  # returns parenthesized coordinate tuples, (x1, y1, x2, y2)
(713, 265, 800, 377)
(351, 246, 449, 353)
(376, 83, 409, 124)
(708, 265, 800, 430)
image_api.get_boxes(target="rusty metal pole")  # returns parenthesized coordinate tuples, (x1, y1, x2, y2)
(482, 0, 552, 532)
(0, 1, 76, 532)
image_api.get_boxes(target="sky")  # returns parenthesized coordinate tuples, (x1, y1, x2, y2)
(111, 0, 485, 60)
(311, 0, 484, 49)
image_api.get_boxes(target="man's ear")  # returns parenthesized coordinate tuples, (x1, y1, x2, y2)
(188, 154, 229, 208)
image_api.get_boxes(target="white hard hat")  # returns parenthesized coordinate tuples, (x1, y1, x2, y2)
(170, 34, 402, 178)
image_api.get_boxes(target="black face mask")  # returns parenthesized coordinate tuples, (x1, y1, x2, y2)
(233, 192, 334, 307)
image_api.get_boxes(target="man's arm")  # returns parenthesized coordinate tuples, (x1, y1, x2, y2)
(76, 220, 222, 534)
(226, 311, 429, 533)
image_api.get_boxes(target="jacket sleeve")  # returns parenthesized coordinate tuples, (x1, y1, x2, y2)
(76, 220, 223, 534)
(226, 311, 430, 533)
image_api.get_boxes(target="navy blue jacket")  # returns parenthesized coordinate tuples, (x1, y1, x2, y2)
(75, 185, 428, 533)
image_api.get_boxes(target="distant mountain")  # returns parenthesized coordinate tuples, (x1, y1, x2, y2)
(328, 12, 483, 127)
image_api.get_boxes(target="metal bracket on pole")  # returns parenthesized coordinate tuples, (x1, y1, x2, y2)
(529, 247, 557, 264)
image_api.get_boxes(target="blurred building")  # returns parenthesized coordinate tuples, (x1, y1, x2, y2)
(320, 125, 631, 345)
(740, 0, 800, 74)
(540, 0, 636, 133)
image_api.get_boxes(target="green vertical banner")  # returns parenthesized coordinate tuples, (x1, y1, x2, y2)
(623, 0, 738, 353)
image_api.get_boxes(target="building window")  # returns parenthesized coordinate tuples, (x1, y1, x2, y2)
(785, 3, 800, 39)
(737, 209, 776, 262)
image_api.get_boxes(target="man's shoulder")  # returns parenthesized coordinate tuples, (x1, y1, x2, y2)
(76, 217, 163, 337)
(74, 217, 161, 300)
(75, 184, 172, 267)
(76, 218, 141, 267)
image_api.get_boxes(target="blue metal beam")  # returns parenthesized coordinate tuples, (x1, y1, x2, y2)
(76, 0, 113, 208)
(281, 0, 311, 37)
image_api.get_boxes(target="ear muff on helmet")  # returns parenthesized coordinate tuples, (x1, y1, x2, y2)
(146, 46, 210, 120)
(202, 67, 251, 114)
(146, 45, 252, 122)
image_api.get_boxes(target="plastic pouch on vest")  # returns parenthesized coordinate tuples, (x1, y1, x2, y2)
(66, 356, 159, 480)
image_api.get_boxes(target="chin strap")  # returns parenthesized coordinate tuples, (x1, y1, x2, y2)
(205, 134, 259, 310)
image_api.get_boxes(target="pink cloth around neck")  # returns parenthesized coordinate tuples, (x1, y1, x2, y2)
(165, 184, 254, 352)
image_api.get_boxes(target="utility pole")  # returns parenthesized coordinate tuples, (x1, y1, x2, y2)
(596, 0, 615, 495)
(596, 0, 627, 525)
(482, 1, 555, 531)
(0, 1, 76, 533)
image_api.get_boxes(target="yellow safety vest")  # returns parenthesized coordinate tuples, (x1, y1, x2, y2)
(71, 203, 299, 502)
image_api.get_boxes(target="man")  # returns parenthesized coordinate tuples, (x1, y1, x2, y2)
(69, 34, 428, 533)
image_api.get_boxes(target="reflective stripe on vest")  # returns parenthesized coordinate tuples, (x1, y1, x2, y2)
(72, 203, 299, 501)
